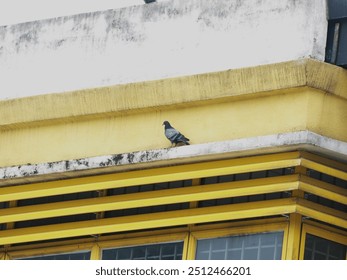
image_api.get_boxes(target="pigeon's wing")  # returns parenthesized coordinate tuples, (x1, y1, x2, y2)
(165, 127, 179, 142)
(178, 134, 190, 142)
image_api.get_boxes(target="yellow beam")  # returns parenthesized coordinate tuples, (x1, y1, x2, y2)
(296, 199, 347, 229)
(0, 152, 301, 202)
(302, 224, 347, 246)
(90, 244, 101, 260)
(186, 234, 197, 260)
(2, 227, 189, 254)
(303, 219, 347, 238)
(0, 175, 299, 223)
(285, 213, 302, 260)
(0, 253, 11, 260)
(3, 172, 346, 224)
(191, 222, 287, 240)
(299, 175, 347, 205)
(0, 198, 297, 245)
(299, 151, 347, 172)
(301, 159, 347, 181)
(7, 244, 93, 260)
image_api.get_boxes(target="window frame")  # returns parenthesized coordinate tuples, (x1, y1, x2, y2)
(188, 222, 288, 260)
(299, 222, 347, 260)
(98, 232, 189, 260)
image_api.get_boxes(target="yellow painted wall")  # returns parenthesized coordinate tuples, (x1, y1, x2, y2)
(0, 86, 346, 168)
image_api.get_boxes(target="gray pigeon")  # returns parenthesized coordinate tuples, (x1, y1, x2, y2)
(163, 121, 190, 147)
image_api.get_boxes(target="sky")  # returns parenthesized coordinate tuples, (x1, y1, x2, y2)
(0, 0, 151, 26)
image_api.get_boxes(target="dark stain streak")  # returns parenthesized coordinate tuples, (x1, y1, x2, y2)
(112, 154, 124, 164)
(139, 152, 147, 162)
(104, 10, 145, 43)
(55, 39, 66, 48)
(76, 159, 89, 167)
(127, 153, 135, 163)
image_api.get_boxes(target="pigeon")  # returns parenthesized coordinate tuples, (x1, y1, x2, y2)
(163, 121, 190, 147)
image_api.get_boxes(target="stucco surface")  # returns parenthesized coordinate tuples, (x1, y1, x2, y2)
(0, 0, 327, 99)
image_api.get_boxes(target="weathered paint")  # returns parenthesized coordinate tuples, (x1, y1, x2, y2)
(0, 0, 327, 99)
(0, 60, 346, 168)
(0, 130, 346, 184)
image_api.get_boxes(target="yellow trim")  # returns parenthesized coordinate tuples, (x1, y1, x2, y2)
(90, 244, 101, 260)
(301, 159, 347, 181)
(0, 152, 301, 202)
(2, 217, 344, 260)
(182, 234, 190, 260)
(299, 223, 347, 260)
(1, 253, 11, 260)
(0, 174, 299, 223)
(293, 166, 306, 198)
(2, 196, 342, 247)
(2, 59, 345, 130)
(98, 233, 187, 249)
(0, 198, 297, 245)
(2, 171, 346, 225)
(5, 200, 17, 230)
(285, 213, 302, 260)
(299, 151, 347, 172)
(303, 220, 347, 237)
(0, 227, 191, 255)
(1, 218, 286, 256)
(296, 199, 347, 229)
(299, 175, 347, 205)
(281, 224, 289, 260)
(191, 222, 287, 240)
(302, 224, 347, 246)
(7, 243, 93, 260)
(186, 234, 197, 260)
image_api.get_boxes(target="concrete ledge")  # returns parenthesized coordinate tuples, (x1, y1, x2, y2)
(0, 59, 346, 130)
(0, 130, 346, 187)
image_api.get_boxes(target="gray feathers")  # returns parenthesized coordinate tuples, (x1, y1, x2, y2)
(163, 121, 190, 146)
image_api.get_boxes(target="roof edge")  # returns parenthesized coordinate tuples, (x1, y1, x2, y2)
(1, 130, 346, 187)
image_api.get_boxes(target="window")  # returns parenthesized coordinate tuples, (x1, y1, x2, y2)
(304, 234, 346, 260)
(102, 241, 183, 260)
(300, 223, 347, 260)
(325, 0, 347, 68)
(195, 231, 284, 260)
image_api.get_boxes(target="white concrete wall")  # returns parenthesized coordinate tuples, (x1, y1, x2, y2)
(0, 0, 327, 100)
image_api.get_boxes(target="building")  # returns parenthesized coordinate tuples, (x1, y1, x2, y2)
(0, 0, 346, 260)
